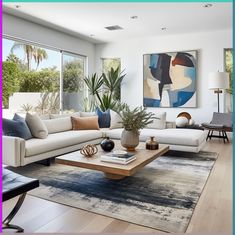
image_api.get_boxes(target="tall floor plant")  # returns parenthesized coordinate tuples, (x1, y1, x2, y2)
(84, 67, 126, 111)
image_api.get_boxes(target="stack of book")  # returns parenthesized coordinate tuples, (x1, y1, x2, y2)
(101, 152, 136, 165)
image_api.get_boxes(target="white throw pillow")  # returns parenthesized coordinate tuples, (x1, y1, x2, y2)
(110, 110, 123, 129)
(146, 112, 166, 129)
(43, 117, 72, 134)
(80, 112, 96, 117)
(26, 113, 48, 139)
(175, 116, 189, 127)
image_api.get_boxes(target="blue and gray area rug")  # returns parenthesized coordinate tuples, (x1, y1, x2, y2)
(10, 150, 217, 233)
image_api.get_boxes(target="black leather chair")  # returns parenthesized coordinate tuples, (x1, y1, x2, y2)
(2, 168, 39, 233)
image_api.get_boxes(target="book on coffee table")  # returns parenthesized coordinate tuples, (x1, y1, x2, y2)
(100, 152, 136, 165)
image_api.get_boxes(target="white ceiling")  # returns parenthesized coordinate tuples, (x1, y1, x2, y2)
(3, 2, 232, 44)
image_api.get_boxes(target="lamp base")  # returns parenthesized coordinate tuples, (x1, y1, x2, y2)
(213, 89, 223, 113)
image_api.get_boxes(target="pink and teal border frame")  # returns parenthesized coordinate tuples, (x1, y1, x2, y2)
(0, 0, 233, 233)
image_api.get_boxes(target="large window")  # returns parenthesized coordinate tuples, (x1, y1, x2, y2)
(224, 48, 233, 112)
(101, 58, 121, 100)
(2, 37, 86, 118)
(62, 53, 86, 112)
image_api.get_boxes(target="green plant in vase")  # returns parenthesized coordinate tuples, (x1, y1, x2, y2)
(118, 106, 156, 151)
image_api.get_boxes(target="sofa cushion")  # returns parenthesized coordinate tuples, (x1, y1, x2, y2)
(25, 130, 103, 157)
(140, 128, 206, 146)
(80, 112, 96, 117)
(39, 114, 50, 120)
(3, 114, 33, 140)
(110, 110, 123, 129)
(146, 111, 166, 129)
(105, 128, 123, 139)
(50, 112, 80, 119)
(71, 116, 99, 130)
(105, 128, 206, 147)
(96, 107, 110, 128)
(26, 113, 48, 139)
(43, 117, 72, 134)
(13, 114, 33, 139)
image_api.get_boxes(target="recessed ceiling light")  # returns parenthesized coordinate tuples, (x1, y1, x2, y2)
(130, 16, 138, 19)
(203, 4, 213, 8)
(15, 5, 21, 9)
(161, 27, 167, 31)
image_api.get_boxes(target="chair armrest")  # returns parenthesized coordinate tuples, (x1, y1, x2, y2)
(2, 136, 25, 167)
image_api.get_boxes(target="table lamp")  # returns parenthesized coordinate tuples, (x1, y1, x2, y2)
(208, 71, 229, 112)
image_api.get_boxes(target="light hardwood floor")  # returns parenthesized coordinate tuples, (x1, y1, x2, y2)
(3, 139, 232, 234)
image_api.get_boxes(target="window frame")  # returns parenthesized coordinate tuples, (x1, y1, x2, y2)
(3, 35, 88, 113)
(223, 48, 233, 113)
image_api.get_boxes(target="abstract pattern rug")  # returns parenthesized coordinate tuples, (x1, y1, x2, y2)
(10, 150, 217, 233)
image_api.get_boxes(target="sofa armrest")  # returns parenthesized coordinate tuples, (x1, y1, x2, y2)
(2, 136, 25, 167)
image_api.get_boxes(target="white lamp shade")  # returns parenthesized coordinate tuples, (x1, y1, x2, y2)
(208, 72, 229, 90)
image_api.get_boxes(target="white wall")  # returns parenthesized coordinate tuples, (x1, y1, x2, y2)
(95, 29, 232, 123)
(3, 13, 95, 75)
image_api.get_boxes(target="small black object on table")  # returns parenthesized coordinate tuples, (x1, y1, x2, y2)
(100, 137, 115, 152)
(2, 168, 39, 233)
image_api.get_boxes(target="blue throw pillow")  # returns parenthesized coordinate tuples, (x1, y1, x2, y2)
(96, 107, 111, 128)
(3, 114, 33, 140)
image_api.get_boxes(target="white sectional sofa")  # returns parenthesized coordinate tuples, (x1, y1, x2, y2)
(3, 130, 103, 167)
(2, 113, 207, 167)
(106, 128, 206, 153)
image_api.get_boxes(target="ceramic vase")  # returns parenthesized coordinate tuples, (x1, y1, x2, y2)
(100, 137, 115, 152)
(121, 130, 139, 151)
(146, 136, 159, 150)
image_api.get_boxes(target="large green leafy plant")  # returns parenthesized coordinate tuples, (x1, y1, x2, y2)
(84, 67, 126, 111)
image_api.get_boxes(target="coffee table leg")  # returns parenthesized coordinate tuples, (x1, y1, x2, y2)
(104, 173, 126, 180)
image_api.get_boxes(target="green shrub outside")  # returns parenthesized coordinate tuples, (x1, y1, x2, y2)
(2, 59, 84, 108)
(2, 61, 20, 108)
(19, 69, 60, 92)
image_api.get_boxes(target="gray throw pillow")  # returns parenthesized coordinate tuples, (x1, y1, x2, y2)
(3, 114, 33, 140)
(26, 113, 48, 139)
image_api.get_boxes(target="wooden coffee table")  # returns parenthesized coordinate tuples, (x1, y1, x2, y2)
(55, 141, 169, 180)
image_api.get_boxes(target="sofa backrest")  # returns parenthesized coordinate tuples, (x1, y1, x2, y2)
(146, 111, 166, 129)
(43, 117, 72, 134)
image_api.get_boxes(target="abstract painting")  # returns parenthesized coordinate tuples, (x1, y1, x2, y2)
(143, 51, 197, 107)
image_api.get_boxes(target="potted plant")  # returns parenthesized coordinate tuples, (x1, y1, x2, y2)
(84, 67, 126, 111)
(117, 106, 156, 151)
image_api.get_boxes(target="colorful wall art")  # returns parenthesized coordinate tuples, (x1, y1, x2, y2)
(143, 51, 197, 108)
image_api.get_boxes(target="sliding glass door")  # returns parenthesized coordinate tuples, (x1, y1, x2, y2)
(62, 53, 86, 112)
